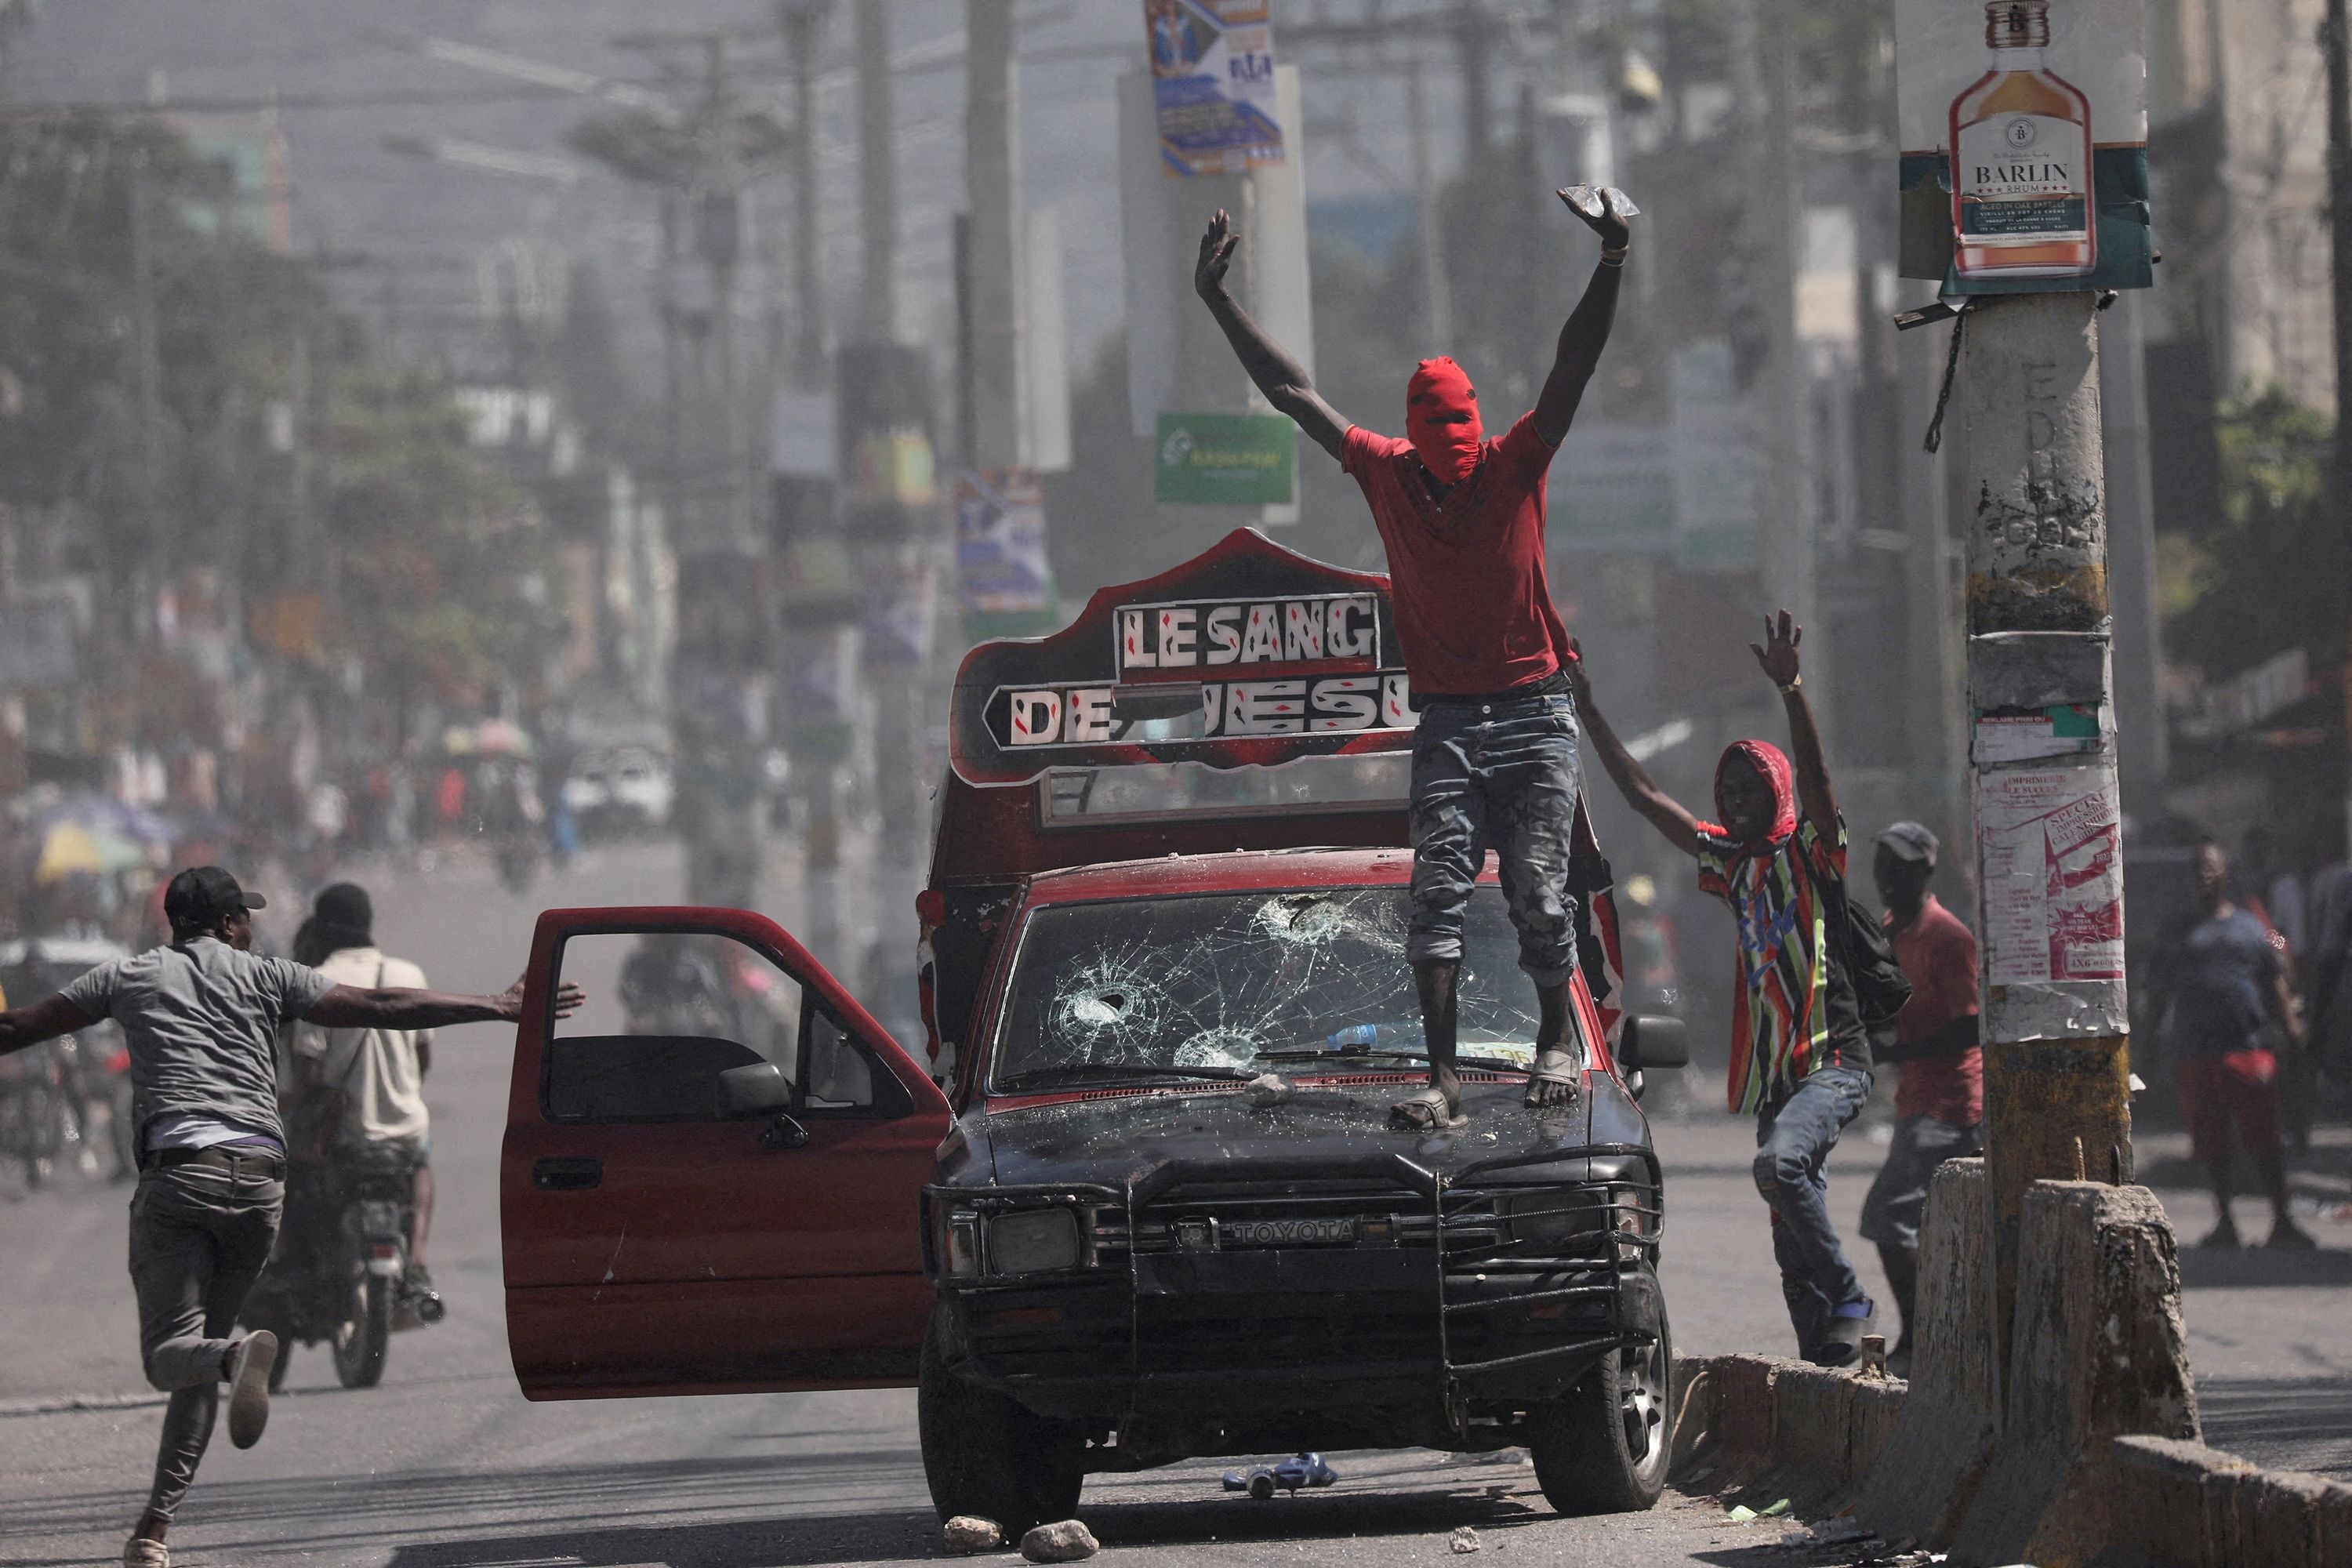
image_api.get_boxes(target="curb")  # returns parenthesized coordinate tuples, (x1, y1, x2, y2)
(0, 1391, 169, 1419)
(1670, 1352, 1904, 1504)
(2107, 1435, 2352, 1568)
(1673, 1352, 2352, 1567)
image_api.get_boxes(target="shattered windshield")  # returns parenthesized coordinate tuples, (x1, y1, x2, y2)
(989, 887, 1559, 1089)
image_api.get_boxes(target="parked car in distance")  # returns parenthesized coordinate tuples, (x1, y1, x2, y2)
(561, 746, 674, 837)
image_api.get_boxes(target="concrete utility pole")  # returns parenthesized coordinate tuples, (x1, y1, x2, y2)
(781, 1, 829, 383)
(2327, 0, 2352, 845)
(700, 35, 753, 552)
(1404, 56, 1454, 354)
(1756, 2, 1815, 679)
(855, 0, 898, 344)
(1957, 292, 2135, 1371)
(128, 150, 166, 630)
(965, 0, 1025, 470)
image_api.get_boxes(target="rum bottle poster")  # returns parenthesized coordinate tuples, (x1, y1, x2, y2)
(1894, 0, 2150, 293)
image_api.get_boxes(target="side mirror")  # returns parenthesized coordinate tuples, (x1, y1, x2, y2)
(1621, 1014, 1689, 1072)
(719, 1061, 793, 1116)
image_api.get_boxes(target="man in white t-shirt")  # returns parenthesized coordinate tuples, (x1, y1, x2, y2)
(288, 883, 440, 1302)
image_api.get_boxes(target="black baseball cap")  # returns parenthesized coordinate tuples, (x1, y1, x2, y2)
(163, 866, 267, 927)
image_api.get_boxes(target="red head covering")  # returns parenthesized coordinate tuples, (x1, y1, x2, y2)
(1406, 357, 1483, 485)
(1712, 739, 1798, 851)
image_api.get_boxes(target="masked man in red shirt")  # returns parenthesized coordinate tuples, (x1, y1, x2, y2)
(1195, 187, 1632, 1128)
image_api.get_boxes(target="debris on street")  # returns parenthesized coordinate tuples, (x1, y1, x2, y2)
(1726, 1497, 1791, 1523)
(1221, 1452, 1340, 1497)
(1018, 1519, 1098, 1563)
(942, 1515, 1002, 1553)
(1447, 1526, 1482, 1554)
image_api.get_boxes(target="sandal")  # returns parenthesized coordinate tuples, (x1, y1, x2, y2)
(1524, 1047, 1584, 1108)
(1390, 1086, 1466, 1131)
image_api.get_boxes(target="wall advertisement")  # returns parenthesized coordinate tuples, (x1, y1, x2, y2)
(1893, 0, 2148, 293)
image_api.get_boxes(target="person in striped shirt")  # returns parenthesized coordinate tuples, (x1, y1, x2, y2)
(1568, 611, 1878, 1366)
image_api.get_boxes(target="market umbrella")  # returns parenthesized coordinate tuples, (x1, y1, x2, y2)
(34, 822, 146, 884)
(37, 794, 173, 848)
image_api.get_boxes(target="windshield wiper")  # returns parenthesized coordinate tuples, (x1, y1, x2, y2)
(996, 1062, 1257, 1091)
(1254, 1045, 1427, 1063)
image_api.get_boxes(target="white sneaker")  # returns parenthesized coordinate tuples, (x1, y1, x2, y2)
(226, 1330, 278, 1449)
(122, 1536, 168, 1567)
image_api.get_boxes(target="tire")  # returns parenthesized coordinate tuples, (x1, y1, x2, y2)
(1528, 1294, 1673, 1516)
(916, 1308, 1083, 1534)
(333, 1272, 391, 1389)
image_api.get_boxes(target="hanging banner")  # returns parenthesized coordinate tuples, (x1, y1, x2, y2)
(1893, 0, 2148, 293)
(1143, 0, 1283, 177)
(1155, 412, 1295, 506)
(954, 470, 1058, 641)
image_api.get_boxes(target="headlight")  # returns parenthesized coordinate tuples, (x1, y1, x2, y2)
(1504, 1190, 1600, 1247)
(987, 1208, 1082, 1274)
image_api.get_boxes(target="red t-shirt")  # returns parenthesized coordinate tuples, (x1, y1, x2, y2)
(1339, 412, 1570, 695)
(1886, 894, 1983, 1124)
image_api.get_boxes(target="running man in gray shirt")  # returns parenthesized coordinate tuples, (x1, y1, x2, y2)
(0, 866, 581, 1568)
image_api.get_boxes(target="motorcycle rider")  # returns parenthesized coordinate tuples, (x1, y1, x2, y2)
(284, 883, 441, 1308)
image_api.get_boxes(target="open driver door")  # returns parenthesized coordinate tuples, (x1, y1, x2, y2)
(502, 906, 949, 1398)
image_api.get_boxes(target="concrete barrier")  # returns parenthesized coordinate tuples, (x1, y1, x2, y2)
(1668, 1352, 1902, 1501)
(1947, 1181, 2199, 1567)
(1859, 1157, 2001, 1544)
(2103, 1434, 2352, 1568)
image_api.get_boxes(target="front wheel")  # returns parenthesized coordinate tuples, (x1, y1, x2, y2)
(1528, 1301, 1673, 1515)
(917, 1308, 1083, 1534)
(332, 1272, 391, 1389)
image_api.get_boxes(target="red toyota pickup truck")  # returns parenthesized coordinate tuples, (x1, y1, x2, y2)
(497, 532, 1686, 1534)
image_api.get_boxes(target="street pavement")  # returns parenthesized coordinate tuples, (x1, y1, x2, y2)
(4, 839, 2350, 1566)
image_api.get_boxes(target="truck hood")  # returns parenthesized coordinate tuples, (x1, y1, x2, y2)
(957, 1071, 1654, 1192)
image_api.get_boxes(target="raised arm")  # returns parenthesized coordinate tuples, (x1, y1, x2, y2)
(0, 993, 100, 1058)
(1565, 640, 1706, 858)
(1193, 209, 1348, 461)
(303, 975, 583, 1032)
(1533, 188, 1632, 447)
(1751, 611, 1838, 838)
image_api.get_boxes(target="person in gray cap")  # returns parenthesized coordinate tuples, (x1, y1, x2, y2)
(0, 866, 581, 1568)
(1857, 822, 1983, 1376)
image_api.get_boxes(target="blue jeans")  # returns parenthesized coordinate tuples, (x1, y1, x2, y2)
(1752, 1064, 1874, 1354)
(1406, 688, 1581, 985)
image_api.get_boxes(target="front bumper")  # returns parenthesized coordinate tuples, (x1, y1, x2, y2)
(922, 1145, 1664, 1427)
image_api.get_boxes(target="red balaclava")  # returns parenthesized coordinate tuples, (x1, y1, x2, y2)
(1406, 357, 1483, 485)
(1711, 739, 1798, 852)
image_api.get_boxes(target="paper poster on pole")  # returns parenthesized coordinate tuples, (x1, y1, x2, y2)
(1892, 0, 2148, 292)
(1143, 0, 1283, 177)
(1976, 764, 2125, 985)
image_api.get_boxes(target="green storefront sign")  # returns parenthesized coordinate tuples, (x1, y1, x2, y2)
(1156, 412, 1295, 506)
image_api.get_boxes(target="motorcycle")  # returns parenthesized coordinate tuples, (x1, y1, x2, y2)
(241, 1143, 441, 1389)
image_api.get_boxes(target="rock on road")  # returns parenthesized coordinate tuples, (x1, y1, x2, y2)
(3, 840, 2348, 1567)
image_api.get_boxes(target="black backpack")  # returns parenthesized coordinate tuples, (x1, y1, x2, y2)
(1817, 870, 1913, 1027)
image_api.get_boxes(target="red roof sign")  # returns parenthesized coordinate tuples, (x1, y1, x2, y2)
(949, 529, 1420, 786)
